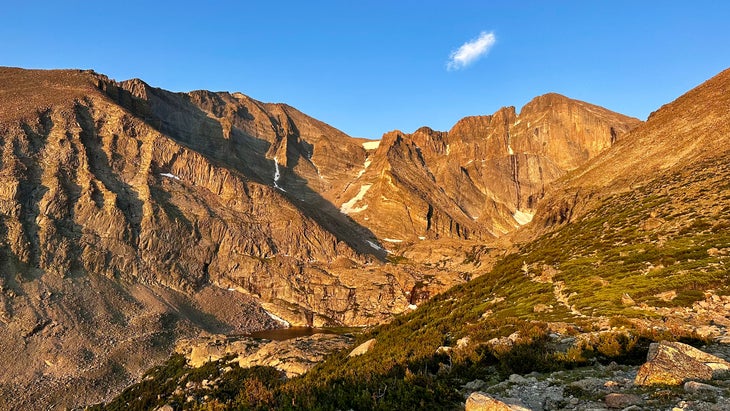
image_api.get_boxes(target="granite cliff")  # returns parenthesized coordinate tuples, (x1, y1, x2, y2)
(337, 94, 639, 242)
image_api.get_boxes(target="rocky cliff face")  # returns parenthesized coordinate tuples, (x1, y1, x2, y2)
(337, 94, 640, 242)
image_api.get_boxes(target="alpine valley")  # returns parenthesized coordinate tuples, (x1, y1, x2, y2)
(1, 66, 729, 410)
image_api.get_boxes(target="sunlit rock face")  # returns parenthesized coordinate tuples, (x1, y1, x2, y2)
(337, 93, 639, 242)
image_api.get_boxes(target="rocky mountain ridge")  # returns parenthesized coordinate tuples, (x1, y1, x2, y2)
(0, 67, 399, 408)
(336, 93, 639, 242)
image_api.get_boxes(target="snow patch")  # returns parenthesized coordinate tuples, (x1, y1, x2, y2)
(340, 184, 372, 214)
(513, 209, 535, 225)
(383, 238, 403, 243)
(418, 236, 426, 240)
(160, 173, 180, 180)
(507, 131, 515, 155)
(408, 304, 418, 310)
(273, 158, 286, 192)
(356, 159, 372, 178)
(265, 310, 290, 327)
(513, 119, 522, 126)
(362, 140, 381, 150)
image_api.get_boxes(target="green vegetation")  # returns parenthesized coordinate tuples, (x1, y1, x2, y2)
(527, 161, 730, 316)
(92, 354, 283, 410)
(98, 323, 710, 410)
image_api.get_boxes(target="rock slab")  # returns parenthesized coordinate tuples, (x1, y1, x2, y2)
(465, 392, 529, 411)
(635, 341, 730, 386)
(349, 338, 377, 357)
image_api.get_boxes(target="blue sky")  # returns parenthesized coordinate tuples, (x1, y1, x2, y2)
(3, 1, 729, 138)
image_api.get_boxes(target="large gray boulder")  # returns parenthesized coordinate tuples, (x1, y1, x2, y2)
(634, 341, 730, 386)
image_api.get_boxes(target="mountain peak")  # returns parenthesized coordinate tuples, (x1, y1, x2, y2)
(119, 77, 152, 100)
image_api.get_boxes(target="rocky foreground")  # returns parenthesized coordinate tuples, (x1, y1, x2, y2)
(176, 332, 354, 378)
(104, 324, 730, 410)
(464, 341, 730, 411)
(459, 291, 730, 410)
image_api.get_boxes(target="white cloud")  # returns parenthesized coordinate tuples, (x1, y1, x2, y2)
(447, 31, 496, 71)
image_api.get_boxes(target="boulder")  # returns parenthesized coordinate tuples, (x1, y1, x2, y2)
(465, 392, 530, 411)
(604, 393, 642, 409)
(683, 381, 722, 393)
(620, 293, 635, 306)
(635, 341, 730, 386)
(349, 338, 376, 357)
(569, 377, 605, 393)
(508, 374, 528, 384)
(533, 303, 553, 313)
(436, 346, 453, 354)
(457, 336, 471, 348)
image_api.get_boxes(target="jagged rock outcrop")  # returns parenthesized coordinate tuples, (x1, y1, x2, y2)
(465, 391, 528, 411)
(0, 67, 422, 409)
(348, 338, 376, 357)
(604, 393, 643, 409)
(177, 333, 353, 378)
(337, 94, 640, 243)
(0, 68, 406, 329)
